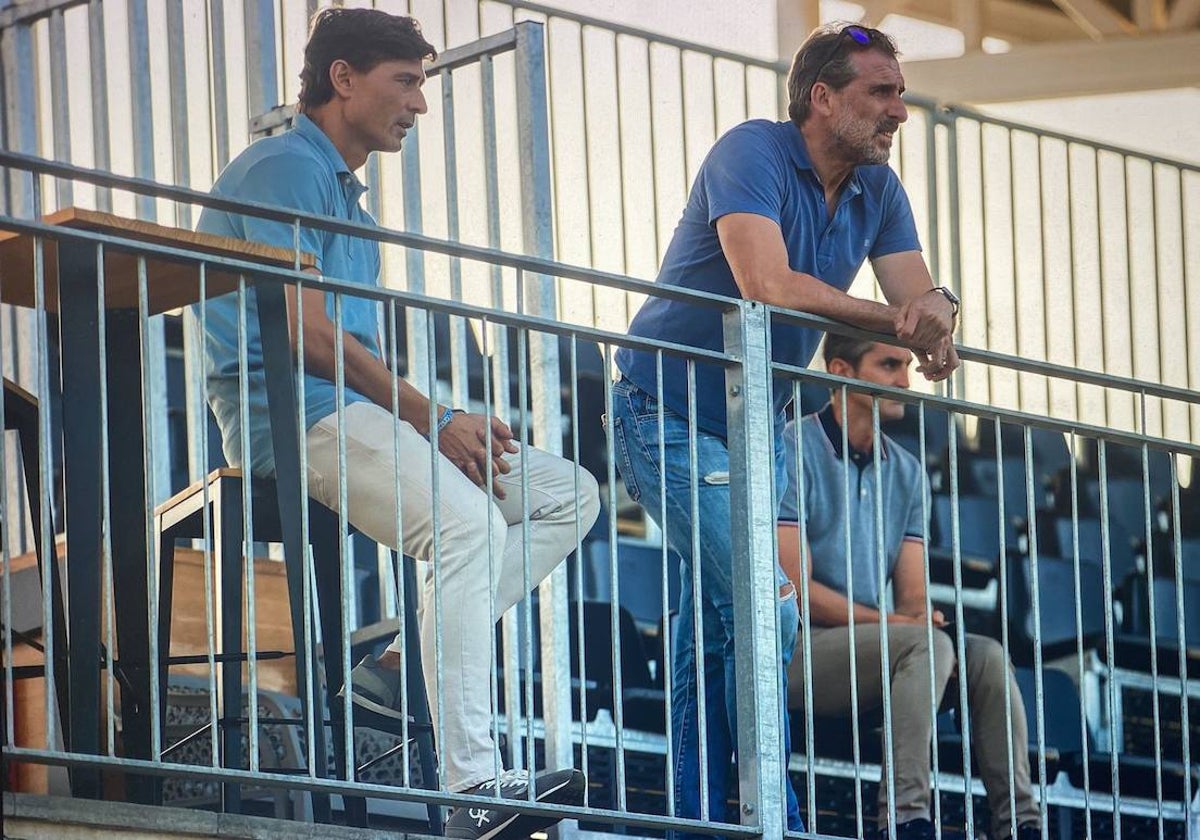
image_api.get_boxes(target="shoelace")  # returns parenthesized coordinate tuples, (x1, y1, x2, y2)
(478, 768, 529, 797)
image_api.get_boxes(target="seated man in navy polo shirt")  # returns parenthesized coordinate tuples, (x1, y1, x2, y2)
(777, 334, 1040, 840)
(610, 23, 959, 838)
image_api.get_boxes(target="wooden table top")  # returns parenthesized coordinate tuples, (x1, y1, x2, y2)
(0, 207, 318, 315)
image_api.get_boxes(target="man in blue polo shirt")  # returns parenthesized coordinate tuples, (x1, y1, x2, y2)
(777, 335, 1039, 840)
(610, 23, 960, 838)
(191, 9, 596, 839)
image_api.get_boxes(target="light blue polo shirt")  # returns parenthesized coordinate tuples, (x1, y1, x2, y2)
(777, 408, 929, 610)
(615, 119, 920, 440)
(190, 114, 382, 476)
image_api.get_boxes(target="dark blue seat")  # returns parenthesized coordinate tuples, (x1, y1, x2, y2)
(1004, 552, 1110, 664)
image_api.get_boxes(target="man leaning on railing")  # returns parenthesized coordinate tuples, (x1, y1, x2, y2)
(777, 334, 1041, 840)
(609, 23, 959, 840)
(186, 7, 600, 839)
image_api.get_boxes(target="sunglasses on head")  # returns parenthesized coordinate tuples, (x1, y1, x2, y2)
(810, 25, 876, 86)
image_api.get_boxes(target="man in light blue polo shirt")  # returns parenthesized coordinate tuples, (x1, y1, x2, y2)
(191, 9, 597, 839)
(777, 335, 1039, 840)
(609, 23, 960, 839)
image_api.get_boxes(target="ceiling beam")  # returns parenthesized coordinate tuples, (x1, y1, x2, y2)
(900, 0, 1087, 42)
(902, 30, 1200, 102)
(1047, 0, 1136, 38)
(1167, 0, 1200, 27)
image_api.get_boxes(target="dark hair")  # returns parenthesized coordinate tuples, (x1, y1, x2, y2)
(298, 7, 437, 111)
(786, 23, 899, 128)
(822, 333, 878, 371)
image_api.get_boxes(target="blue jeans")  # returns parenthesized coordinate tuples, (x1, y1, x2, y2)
(609, 377, 803, 839)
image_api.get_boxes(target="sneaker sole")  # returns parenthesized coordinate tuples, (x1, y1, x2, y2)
(449, 771, 584, 840)
(494, 771, 586, 840)
(344, 691, 407, 721)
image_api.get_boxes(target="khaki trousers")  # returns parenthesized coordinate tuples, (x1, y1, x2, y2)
(788, 623, 1040, 837)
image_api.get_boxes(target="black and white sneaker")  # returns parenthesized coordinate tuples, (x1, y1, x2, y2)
(443, 767, 586, 840)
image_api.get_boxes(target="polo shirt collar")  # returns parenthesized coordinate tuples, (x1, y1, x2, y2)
(293, 113, 368, 201)
(816, 402, 888, 464)
(785, 121, 864, 201)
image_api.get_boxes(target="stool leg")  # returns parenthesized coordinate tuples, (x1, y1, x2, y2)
(153, 513, 175, 806)
(278, 496, 331, 823)
(401, 556, 443, 835)
(309, 506, 367, 827)
(214, 482, 243, 813)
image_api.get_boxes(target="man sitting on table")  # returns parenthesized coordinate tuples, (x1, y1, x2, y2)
(777, 334, 1040, 840)
(190, 8, 598, 839)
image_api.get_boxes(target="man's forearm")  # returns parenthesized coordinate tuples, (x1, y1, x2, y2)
(754, 270, 898, 335)
(804, 578, 884, 627)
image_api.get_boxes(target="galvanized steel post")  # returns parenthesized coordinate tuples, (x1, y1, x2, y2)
(515, 19, 575, 790)
(723, 300, 787, 838)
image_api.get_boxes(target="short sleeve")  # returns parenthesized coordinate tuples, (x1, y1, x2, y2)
(699, 125, 789, 227)
(777, 419, 803, 523)
(868, 172, 921, 260)
(204, 152, 330, 271)
(903, 468, 930, 542)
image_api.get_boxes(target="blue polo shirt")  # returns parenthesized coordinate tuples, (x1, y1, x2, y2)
(777, 409, 928, 610)
(189, 114, 382, 476)
(615, 120, 920, 440)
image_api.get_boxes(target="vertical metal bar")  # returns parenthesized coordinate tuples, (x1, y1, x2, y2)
(47, 9, 72, 208)
(95, 245, 116, 758)
(1023, 424, 1050, 834)
(994, 421, 1016, 839)
(943, 116, 965, 400)
(837, 384, 864, 838)
(723, 301, 786, 838)
(478, 313, 501, 792)
(1168, 459, 1192, 830)
(790, 386, 816, 834)
(32, 237, 56, 754)
(0, 299, 10, 750)
(207, 0, 232, 172)
(946, 402, 975, 837)
(425, 306, 448, 790)
(401, 122, 429, 395)
(1137, 395, 1166, 837)
(385, 296, 413, 786)
(919, 402, 942, 840)
(977, 124, 994, 408)
(235, 277, 259, 773)
(514, 19, 573, 779)
(924, 110, 940, 285)
(195, 266, 221, 769)
(872, 398, 897, 840)
(568, 335, 588, 803)
(1, 19, 37, 214)
(1094, 151, 1112, 429)
(1097, 440, 1123, 837)
(166, 0, 192, 229)
(332, 292, 354, 782)
(612, 31, 629, 275)
(644, 41, 662, 266)
(514, 293, 536, 783)
(1008, 130, 1024, 408)
(439, 71, 469, 409)
(478, 51, 516, 778)
(242, 0, 279, 126)
(686, 356, 710, 824)
(137, 257, 164, 766)
(1066, 432, 1094, 834)
(85, 1, 107, 210)
(657, 349, 676, 818)
(602, 344, 628, 810)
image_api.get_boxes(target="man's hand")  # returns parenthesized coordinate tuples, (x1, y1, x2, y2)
(887, 609, 947, 627)
(893, 288, 955, 349)
(914, 336, 960, 383)
(437, 412, 520, 499)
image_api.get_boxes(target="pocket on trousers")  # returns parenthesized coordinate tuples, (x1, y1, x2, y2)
(610, 415, 643, 503)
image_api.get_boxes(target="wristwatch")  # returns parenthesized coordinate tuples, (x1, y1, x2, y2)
(929, 285, 960, 318)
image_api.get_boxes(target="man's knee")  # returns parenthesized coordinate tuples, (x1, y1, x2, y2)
(575, 466, 602, 531)
(965, 635, 1010, 685)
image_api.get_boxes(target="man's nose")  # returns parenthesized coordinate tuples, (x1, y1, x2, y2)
(413, 89, 429, 115)
(897, 366, 911, 389)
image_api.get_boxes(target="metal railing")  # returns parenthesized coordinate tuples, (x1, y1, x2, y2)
(1, 149, 1199, 838)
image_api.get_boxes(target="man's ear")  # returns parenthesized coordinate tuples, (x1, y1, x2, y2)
(827, 357, 855, 379)
(328, 59, 354, 99)
(809, 80, 834, 118)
